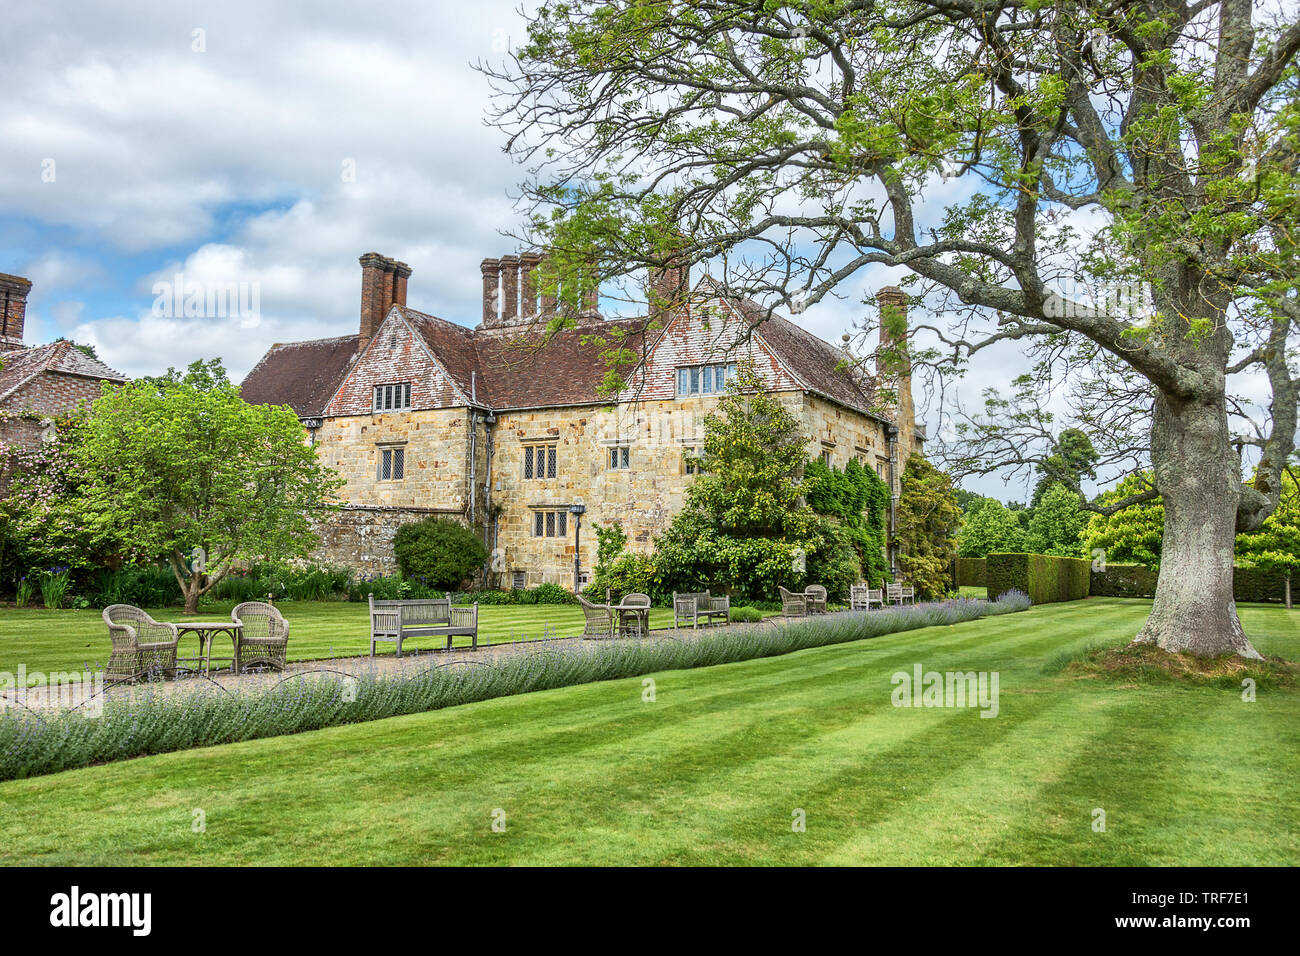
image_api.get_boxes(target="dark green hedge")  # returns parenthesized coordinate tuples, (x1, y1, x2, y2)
(987, 552, 1091, 605)
(954, 557, 987, 587)
(1091, 564, 1293, 603)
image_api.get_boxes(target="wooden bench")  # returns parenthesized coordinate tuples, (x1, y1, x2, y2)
(673, 590, 730, 629)
(368, 595, 479, 657)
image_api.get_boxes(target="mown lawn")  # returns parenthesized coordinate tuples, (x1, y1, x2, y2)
(0, 601, 688, 678)
(0, 597, 1295, 865)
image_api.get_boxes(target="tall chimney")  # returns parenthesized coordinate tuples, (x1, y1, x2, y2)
(581, 280, 599, 318)
(499, 254, 520, 324)
(648, 260, 688, 322)
(876, 286, 914, 452)
(0, 273, 31, 349)
(481, 258, 501, 327)
(391, 260, 412, 309)
(519, 252, 542, 318)
(358, 253, 387, 348)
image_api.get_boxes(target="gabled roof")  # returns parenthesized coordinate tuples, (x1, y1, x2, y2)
(396, 306, 648, 409)
(240, 281, 880, 419)
(732, 297, 880, 419)
(0, 340, 127, 405)
(240, 333, 361, 418)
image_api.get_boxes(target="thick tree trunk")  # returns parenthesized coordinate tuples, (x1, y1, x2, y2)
(1133, 391, 1262, 658)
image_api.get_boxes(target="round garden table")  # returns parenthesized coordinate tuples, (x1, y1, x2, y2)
(174, 622, 243, 676)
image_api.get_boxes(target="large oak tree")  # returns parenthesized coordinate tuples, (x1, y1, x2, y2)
(482, 0, 1298, 657)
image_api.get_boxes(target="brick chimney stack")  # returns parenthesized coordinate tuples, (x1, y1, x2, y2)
(0, 273, 31, 349)
(648, 260, 689, 322)
(875, 286, 914, 451)
(519, 252, 542, 318)
(481, 258, 501, 326)
(391, 260, 411, 309)
(499, 254, 520, 325)
(359, 253, 408, 349)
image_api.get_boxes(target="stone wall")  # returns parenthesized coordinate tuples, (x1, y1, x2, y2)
(309, 505, 468, 577)
(313, 406, 474, 510)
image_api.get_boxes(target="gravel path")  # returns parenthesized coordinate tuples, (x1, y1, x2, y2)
(1, 619, 782, 713)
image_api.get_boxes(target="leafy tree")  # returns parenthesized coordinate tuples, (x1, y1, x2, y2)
(1083, 472, 1166, 568)
(393, 518, 490, 590)
(894, 454, 962, 599)
(1030, 429, 1100, 509)
(74, 360, 344, 613)
(956, 497, 1027, 558)
(483, 0, 1299, 657)
(1235, 468, 1300, 608)
(654, 363, 818, 598)
(1025, 483, 1088, 557)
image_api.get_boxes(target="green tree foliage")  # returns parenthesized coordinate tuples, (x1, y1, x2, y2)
(1083, 473, 1166, 568)
(586, 520, 661, 602)
(73, 360, 344, 612)
(894, 454, 961, 599)
(654, 363, 817, 599)
(1, 418, 122, 582)
(1025, 483, 1089, 557)
(393, 518, 490, 590)
(1030, 429, 1100, 508)
(956, 497, 1027, 557)
(1236, 469, 1300, 605)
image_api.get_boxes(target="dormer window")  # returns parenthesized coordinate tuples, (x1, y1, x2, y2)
(373, 383, 412, 412)
(676, 363, 737, 396)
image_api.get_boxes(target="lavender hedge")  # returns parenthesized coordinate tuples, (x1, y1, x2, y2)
(0, 591, 1030, 781)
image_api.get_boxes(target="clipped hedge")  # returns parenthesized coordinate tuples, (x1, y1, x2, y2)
(1090, 564, 1293, 604)
(987, 552, 1090, 605)
(954, 557, 987, 587)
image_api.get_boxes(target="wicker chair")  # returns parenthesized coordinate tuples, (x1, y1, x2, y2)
(778, 586, 807, 618)
(231, 601, 290, 672)
(618, 593, 652, 638)
(804, 584, 828, 614)
(103, 605, 181, 682)
(578, 595, 616, 640)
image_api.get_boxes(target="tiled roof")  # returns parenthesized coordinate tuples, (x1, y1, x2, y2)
(241, 284, 879, 418)
(394, 306, 648, 408)
(239, 334, 361, 418)
(0, 340, 127, 404)
(732, 296, 880, 418)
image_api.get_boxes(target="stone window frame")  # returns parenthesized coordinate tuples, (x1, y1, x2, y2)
(682, 444, 704, 476)
(675, 362, 737, 397)
(511, 570, 527, 589)
(531, 508, 569, 538)
(373, 382, 412, 413)
(820, 442, 836, 468)
(523, 442, 558, 480)
(377, 442, 407, 481)
(607, 444, 631, 470)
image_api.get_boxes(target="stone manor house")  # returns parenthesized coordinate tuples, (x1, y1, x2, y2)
(240, 252, 925, 590)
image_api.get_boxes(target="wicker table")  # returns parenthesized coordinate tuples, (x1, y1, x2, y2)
(175, 622, 243, 675)
(614, 603, 651, 638)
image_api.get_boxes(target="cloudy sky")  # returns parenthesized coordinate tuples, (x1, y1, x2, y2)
(6, 0, 1240, 501)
